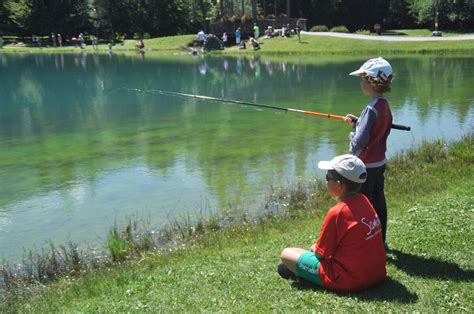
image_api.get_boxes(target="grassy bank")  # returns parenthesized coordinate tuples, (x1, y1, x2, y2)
(1, 33, 474, 55)
(1, 136, 472, 312)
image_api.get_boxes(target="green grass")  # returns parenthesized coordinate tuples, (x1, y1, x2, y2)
(390, 29, 474, 37)
(1, 32, 474, 56)
(220, 34, 474, 55)
(2, 137, 473, 312)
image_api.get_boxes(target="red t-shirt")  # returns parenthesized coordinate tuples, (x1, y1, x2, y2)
(315, 193, 386, 292)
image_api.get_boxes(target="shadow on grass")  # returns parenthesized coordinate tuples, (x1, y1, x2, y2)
(291, 277, 418, 304)
(387, 249, 474, 282)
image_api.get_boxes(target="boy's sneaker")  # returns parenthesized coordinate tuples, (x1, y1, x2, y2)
(277, 263, 297, 280)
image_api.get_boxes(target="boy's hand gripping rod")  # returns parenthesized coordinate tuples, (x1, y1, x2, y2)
(128, 88, 411, 131)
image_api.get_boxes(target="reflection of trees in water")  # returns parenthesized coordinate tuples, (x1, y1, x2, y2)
(393, 57, 474, 125)
(0, 54, 472, 210)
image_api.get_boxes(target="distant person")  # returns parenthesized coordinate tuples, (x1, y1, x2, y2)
(135, 39, 145, 50)
(264, 26, 273, 39)
(32, 34, 41, 48)
(235, 27, 241, 45)
(51, 33, 56, 47)
(92, 35, 98, 50)
(253, 23, 260, 39)
(281, 24, 287, 37)
(107, 42, 112, 51)
(239, 40, 246, 50)
(279, 154, 386, 292)
(344, 57, 394, 246)
(0, 37, 3, 49)
(222, 32, 228, 46)
(197, 30, 205, 45)
(296, 20, 303, 43)
(249, 37, 260, 51)
(78, 33, 85, 48)
(57, 34, 62, 47)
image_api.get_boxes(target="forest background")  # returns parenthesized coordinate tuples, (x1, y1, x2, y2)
(0, 0, 473, 41)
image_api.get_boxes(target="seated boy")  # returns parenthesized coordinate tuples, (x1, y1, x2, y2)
(279, 154, 386, 292)
(249, 37, 260, 50)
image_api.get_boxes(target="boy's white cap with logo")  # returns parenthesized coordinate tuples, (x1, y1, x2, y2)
(349, 57, 393, 81)
(318, 154, 367, 183)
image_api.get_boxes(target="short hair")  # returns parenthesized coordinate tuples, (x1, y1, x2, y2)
(327, 169, 363, 193)
(364, 74, 394, 93)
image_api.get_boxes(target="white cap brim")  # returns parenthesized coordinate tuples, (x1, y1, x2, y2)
(317, 160, 333, 170)
(349, 69, 365, 76)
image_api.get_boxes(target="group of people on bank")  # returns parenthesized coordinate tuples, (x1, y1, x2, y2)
(197, 22, 297, 52)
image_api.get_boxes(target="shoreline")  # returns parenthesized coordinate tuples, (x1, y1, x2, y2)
(1, 135, 473, 311)
(1, 33, 474, 56)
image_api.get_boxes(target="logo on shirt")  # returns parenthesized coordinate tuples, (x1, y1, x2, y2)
(360, 216, 382, 240)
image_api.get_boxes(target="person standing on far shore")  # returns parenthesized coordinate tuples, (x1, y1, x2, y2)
(51, 33, 56, 47)
(235, 27, 241, 45)
(253, 23, 260, 39)
(57, 34, 62, 47)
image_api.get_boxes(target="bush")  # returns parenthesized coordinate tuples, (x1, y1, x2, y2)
(329, 25, 350, 33)
(310, 25, 329, 32)
(355, 29, 371, 35)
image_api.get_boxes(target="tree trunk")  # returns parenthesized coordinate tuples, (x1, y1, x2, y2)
(251, 0, 257, 19)
(274, 0, 277, 15)
(287, 0, 290, 17)
(242, 0, 245, 15)
(263, 0, 267, 16)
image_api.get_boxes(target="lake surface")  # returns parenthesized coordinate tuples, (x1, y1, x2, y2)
(0, 52, 473, 261)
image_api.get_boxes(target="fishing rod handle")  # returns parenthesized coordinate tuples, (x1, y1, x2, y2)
(391, 124, 411, 131)
(350, 117, 411, 131)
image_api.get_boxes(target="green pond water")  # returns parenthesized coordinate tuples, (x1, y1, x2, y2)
(0, 52, 473, 261)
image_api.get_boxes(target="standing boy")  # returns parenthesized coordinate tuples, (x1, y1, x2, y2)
(344, 57, 393, 245)
(279, 155, 386, 292)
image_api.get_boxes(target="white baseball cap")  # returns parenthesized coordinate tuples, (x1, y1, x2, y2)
(349, 57, 393, 81)
(318, 154, 367, 183)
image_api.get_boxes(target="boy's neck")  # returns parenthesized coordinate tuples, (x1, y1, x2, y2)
(370, 92, 384, 98)
(339, 192, 358, 201)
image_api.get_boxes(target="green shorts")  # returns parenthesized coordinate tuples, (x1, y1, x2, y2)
(296, 252, 323, 286)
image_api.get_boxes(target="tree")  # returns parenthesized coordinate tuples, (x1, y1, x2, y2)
(408, 0, 474, 30)
(4, 0, 31, 34)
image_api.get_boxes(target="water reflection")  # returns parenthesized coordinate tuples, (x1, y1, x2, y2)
(0, 53, 472, 260)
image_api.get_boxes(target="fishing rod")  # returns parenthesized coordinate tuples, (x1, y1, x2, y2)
(123, 88, 411, 131)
